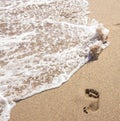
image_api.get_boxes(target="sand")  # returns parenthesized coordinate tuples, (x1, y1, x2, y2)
(10, 0, 120, 121)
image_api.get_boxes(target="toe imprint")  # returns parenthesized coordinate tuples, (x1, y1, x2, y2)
(85, 89, 99, 98)
(83, 107, 88, 114)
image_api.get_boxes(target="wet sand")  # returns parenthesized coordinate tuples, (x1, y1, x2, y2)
(10, 0, 120, 121)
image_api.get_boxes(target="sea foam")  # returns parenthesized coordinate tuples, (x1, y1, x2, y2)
(0, 0, 109, 121)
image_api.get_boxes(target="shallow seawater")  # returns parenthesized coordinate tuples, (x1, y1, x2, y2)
(0, 0, 109, 121)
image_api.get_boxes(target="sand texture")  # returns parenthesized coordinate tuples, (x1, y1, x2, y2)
(10, 0, 120, 121)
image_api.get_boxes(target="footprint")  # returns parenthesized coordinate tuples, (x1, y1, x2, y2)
(83, 89, 100, 114)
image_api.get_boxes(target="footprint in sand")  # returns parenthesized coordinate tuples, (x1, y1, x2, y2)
(83, 89, 100, 114)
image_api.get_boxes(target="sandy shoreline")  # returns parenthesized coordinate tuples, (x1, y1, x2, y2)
(10, 0, 120, 121)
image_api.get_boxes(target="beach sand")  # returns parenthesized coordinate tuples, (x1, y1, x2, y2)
(10, 0, 120, 121)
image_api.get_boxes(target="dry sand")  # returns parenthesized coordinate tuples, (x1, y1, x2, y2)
(10, 0, 120, 121)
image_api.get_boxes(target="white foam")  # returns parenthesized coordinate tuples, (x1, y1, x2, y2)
(0, 0, 109, 121)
